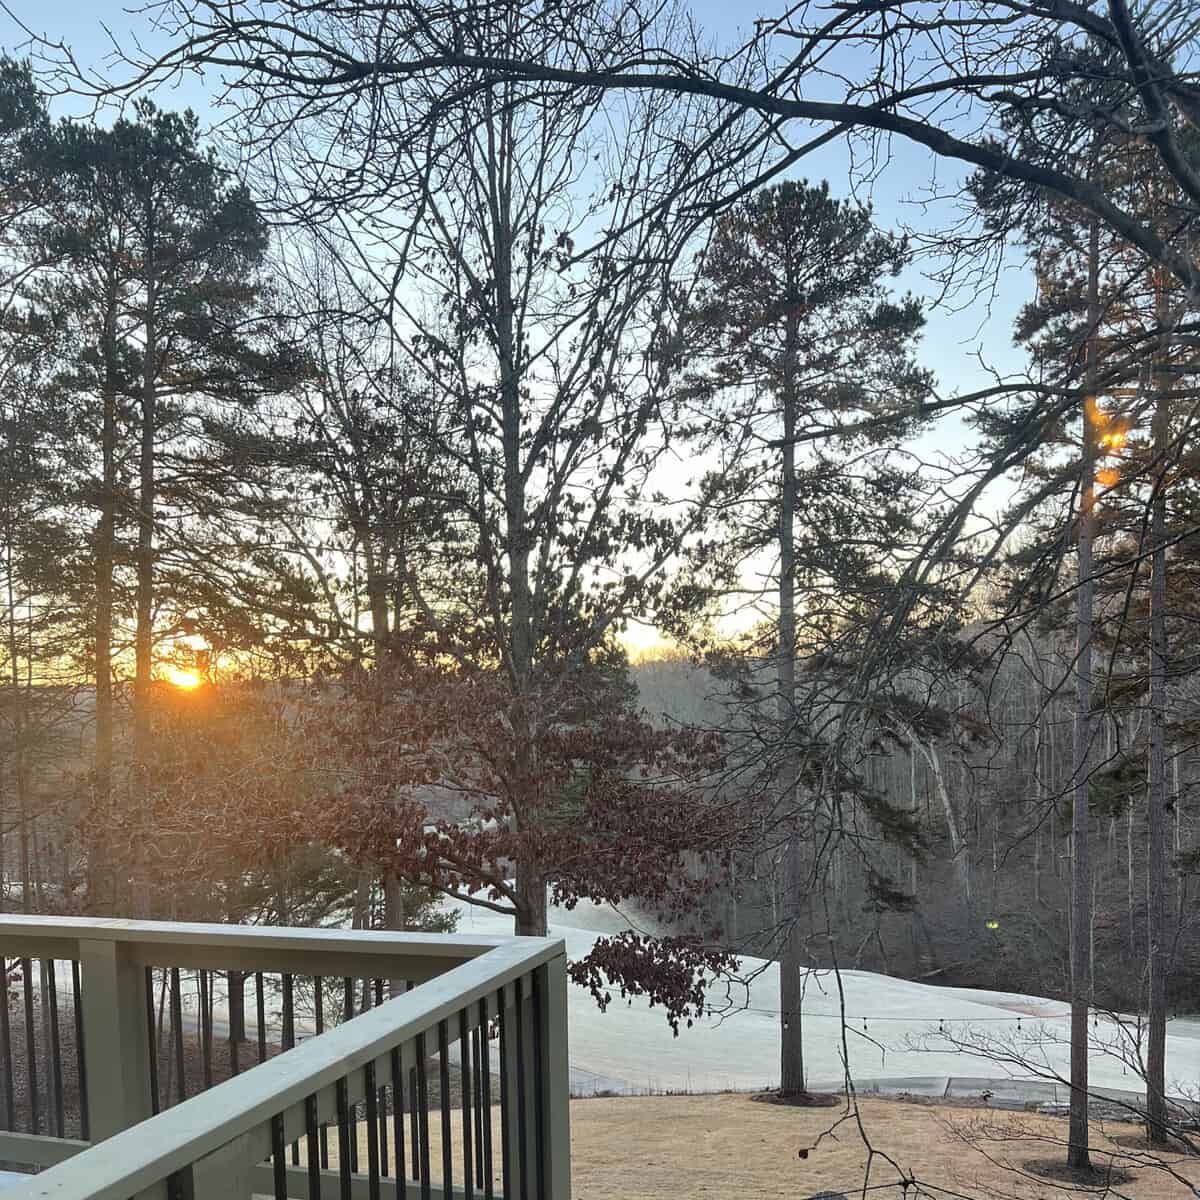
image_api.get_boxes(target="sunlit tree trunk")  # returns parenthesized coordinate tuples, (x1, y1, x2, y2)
(6, 559, 29, 914)
(1145, 276, 1171, 1144)
(133, 269, 158, 770)
(1067, 216, 1100, 1173)
(91, 282, 120, 915)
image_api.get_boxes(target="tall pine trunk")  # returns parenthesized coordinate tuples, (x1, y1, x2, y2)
(778, 314, 805, 1095)
(133, 275, 158, 769)
(7, 561, 30, 914)
(91, 285, 120, 915)
(1144, 277, 1171, 1144)
(1067, 216, 1100, 1172)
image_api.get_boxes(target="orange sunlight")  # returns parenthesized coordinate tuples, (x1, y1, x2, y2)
(163, 665, 202, 690)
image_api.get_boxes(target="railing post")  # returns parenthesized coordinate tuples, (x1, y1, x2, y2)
(78, 938, 154, 1140)
(181, 1131, 255, 1199)
(535, 956, 571, 1200)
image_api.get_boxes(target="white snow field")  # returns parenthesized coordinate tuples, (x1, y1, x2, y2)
(444, 894, 1200, 1101)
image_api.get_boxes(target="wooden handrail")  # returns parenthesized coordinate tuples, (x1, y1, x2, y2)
(0, 915, 511, 963)
(2, 936, 569, 1200)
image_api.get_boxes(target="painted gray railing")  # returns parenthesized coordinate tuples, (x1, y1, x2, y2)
(0, 917, 570, 1199)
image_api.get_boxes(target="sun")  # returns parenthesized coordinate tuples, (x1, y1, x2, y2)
(163, 665, 202, 690)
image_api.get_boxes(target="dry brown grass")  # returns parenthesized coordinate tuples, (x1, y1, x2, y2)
(325, 1093, 1199, 1198)
(566, 1094, 1200, 1199)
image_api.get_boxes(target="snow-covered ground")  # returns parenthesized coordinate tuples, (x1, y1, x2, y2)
(446, 895, 1200, 1100)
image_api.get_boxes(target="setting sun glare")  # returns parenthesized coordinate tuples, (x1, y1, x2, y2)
(164, 666, 202, 690)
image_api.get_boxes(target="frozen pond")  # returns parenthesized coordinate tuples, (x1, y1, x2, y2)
(446, 895, 1200, 1100)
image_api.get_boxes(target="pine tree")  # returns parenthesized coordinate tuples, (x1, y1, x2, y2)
(25, 101, 281, 910)
(691, 180, 933, 1095)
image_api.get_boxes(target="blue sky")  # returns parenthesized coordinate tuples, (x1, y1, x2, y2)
(2, 0, 1032, 455)
(2, 1, 1032, 651)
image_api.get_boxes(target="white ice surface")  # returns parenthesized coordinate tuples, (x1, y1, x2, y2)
(445, 895, 1200, 1099)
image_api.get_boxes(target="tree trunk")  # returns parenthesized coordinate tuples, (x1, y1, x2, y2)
(352, 872, 371, 930)
(777, 312, 805, 1097)
(1144, 278, 1171, 1145)
(484, 91, 546, 942)
(515, 865, 548, 937)
(91, 285, 120, 915)
(1067, 215, 1100, 1173)
(384, 872, 405, 998)
(133, 276, 158, 768)
(7, 552, 31, 915)
(364, 546, 391, 664)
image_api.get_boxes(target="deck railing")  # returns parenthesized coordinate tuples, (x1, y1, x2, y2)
(0, 916, 570, 1199)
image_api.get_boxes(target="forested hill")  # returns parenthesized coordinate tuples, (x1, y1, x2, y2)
(632, 654, 1200, 1015)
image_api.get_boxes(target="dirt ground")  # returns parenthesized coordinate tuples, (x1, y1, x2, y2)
(565, 1093, 1200, 1199)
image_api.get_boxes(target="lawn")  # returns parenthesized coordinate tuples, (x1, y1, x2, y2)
(566, 1093, 1200, 1198)
(318, 1088, 1200, 1198)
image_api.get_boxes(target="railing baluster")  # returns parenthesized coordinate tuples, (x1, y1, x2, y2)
(410, 1059, 420, 1184)
(460, 1008, 475, 1200)
(515, 981, 531, 1200)
(71, 959, 86, 1140)
(438, 1020, 453, 1200)
(472, 1020, 484, 1190)
(531, 968, 547, 1200)
(171, 966, 186, 1104)
(255, 972, 267, 1064)
(282, 972, 299, 1165)
(306, 1092, 321, 1198)
(479, 996, 493, 1200)
(391, 1045, 407, 1199)
(144, 967, 160, 1114)
(21, 958, 39, 1134)
(498, 989, 512, 1200)
(336, 1076, 353, 1200)
(45, 960, 65, 1137)
(416, 1030, 431, 1200)
(0, 958, 11, 1131)
(365, 1060, 381, 1200)
(316, 976, 329, 1169)
(343, 975, 359, 1172)
(270, 1111, 288, 1200)
(375, 980, 389, 1175)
